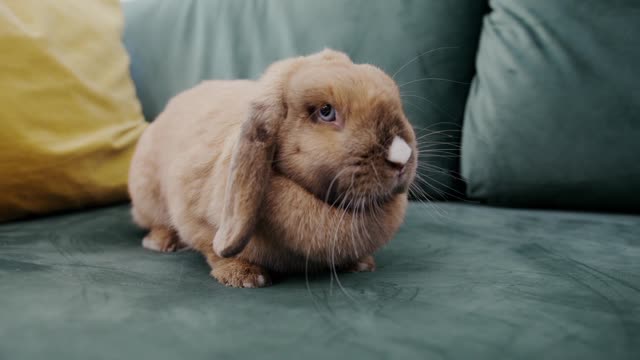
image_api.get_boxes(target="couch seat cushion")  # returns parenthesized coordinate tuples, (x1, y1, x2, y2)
(1, 203, 638, 359)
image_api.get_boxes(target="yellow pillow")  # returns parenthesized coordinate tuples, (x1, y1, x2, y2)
(0, 1, 147, 221)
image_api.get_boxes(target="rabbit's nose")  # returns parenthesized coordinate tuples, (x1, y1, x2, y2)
(387, 136, 412, 166)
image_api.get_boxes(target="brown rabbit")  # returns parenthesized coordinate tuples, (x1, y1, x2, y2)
(128, 49, 417, 287)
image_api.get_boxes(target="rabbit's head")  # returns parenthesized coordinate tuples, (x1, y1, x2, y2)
(214, 49, 416, 258)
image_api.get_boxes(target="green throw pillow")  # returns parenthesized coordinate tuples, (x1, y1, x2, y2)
(123, 0, 487, 199)
(462, 0, 640, 212)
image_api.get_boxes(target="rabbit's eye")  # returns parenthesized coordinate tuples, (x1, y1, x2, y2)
(318, 104, 336, 122)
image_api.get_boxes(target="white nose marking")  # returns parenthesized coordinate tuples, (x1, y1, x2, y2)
(387, 136, 412, 165)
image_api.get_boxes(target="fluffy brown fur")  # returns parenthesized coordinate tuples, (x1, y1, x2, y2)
(128, 49, 417, 287)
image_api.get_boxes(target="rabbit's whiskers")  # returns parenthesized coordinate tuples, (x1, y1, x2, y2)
(400, 94, 458, 121)
(391, 46, 459, 80)
(399, 77, 470, 88)
(324, 168, 350, 205)
(329, 174, 358, 303)
(408, 183, 448, 220)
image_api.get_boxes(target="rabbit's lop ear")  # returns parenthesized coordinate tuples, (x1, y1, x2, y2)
(213, 59, 299, 258)
(213, 98, 283, 258)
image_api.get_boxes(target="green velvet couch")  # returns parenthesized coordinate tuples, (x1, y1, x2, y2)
(1, 1, 639, 359)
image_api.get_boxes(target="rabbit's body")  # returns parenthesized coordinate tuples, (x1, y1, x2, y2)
(129, 80, 251, 253)
(129, 50, 416, 287)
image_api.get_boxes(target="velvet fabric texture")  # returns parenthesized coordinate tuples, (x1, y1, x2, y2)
(1, 203, 638, 359)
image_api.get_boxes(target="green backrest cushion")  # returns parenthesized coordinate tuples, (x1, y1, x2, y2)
(462, 0, 640, 212)
(122, 0, 487, 200)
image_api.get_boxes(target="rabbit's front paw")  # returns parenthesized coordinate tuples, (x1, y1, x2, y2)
(211, 259, 272, 288)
